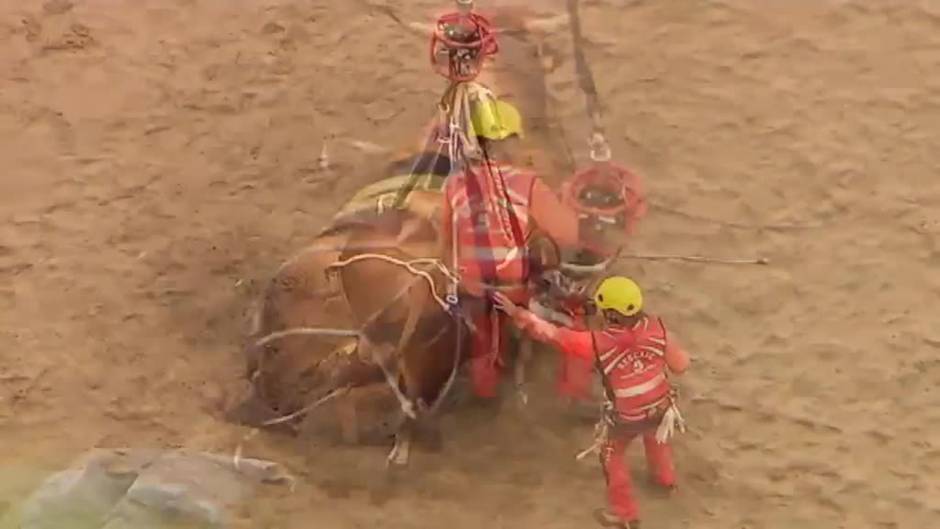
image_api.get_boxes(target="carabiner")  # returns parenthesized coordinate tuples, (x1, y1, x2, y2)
(588, 132, 611, 163)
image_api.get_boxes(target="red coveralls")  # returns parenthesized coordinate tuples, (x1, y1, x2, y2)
(530, 300, 594, 402)
(554, 311, 594, 402)
(509, 309, 690, 524)
(441, 161, 581, 398)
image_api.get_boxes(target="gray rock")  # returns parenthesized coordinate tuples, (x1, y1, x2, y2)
(14, 449, 292, 529)
(19, 449, 158, 529)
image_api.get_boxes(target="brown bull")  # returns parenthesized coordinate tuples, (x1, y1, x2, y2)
(233, 199, 565, 463)
(228, 7, 582, 465)
(232, 201, 445, 445)
(330, 224, 467, 465)
(329, 210, 568, 465)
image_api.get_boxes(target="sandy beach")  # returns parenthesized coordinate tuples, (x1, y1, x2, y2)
(1, 1, 938, 527)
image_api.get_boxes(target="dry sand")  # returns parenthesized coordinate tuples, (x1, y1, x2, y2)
(2, 1, 939, 527)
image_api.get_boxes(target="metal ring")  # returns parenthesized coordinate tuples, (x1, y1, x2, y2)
(589, 133, 612, 162)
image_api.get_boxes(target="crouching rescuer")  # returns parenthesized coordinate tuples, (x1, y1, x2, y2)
(492, 277, 690, 529)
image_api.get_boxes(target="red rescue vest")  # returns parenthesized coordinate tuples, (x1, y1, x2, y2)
(447, 163, 535, 301)
(594, 316, 672, 421)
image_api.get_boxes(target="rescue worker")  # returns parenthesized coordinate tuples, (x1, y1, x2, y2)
(492, 277, 691, 529)
(528, 277, 596, 407)
(440, 96, 592, 400)
(553, 306, 597, 407)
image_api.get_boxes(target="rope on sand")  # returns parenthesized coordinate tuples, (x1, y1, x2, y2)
(261, 386, 353, 427)
(617, 253, 770, 266)
(232, 386, 352, 479)
(650, 201, 822, 231)
(560, 251, 768, 275)
(253, 327, 362, 350)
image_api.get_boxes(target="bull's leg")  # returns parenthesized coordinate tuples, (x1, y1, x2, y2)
(513, 336, 534, 407)
(394, 295, 422, 377)
(387, 417, 414, 467)
(334, 392, 359, 444)
(397, 314, 419, 356)
(414, 398, 444, 452)
(360, 337, 416, 419)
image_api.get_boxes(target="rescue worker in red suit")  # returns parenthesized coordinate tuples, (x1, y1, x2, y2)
(493, 276, 691, 529)
(529, 288, 595, 406)
(440, 96, 588, 400)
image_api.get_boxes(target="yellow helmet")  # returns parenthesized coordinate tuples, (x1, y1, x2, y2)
(594, 276, 643, 317)
(469, 97, 524, 141)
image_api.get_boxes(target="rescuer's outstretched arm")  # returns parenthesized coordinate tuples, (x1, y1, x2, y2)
(492, 292, 596, 359)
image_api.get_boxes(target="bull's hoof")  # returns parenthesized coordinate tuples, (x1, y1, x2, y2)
(386, 441, 410, 468)
(386, 453, 409, 469)
(401, 400, 418, 420)
(514, 384, 530, 409)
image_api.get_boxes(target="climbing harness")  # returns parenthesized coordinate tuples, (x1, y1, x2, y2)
(426, 3, 527, 290)
(574, 320, 687, 460)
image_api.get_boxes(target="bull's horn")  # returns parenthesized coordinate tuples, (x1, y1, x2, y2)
(522, 13, 569, 34)
(559, 257, 613, 276)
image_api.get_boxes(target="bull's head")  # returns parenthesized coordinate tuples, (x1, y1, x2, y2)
(529, 268, 594, 328)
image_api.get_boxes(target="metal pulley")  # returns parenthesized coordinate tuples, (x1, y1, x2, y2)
(429, 0, 498, 82)
(562, 131, 646, 235)
(560, 0, 646, 261)
(563, 162, 645, 232)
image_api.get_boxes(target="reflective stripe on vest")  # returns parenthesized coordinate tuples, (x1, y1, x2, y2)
(458, 245, 523, 261)
(596, 317, 672, 414)
(448, 164, 534, 287)
(450, 183, 529, 210)
(613, 372, 667, 399)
